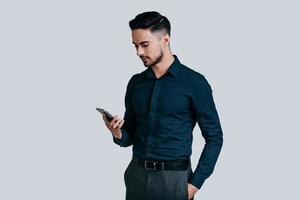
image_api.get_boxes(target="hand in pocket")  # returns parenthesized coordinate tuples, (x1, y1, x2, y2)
(187, 183, 199, 199)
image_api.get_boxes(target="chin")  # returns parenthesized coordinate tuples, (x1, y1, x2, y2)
(142, 60, 150, 67)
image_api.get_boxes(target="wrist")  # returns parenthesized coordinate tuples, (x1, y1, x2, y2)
(114, 132, 122, 139)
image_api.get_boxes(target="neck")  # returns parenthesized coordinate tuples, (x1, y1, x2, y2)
(151, 51, 175, 78)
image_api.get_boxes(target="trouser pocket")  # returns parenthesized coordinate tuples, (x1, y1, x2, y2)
(186, 166, 194, 200)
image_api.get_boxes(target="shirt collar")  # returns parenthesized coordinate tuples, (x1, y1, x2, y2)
(141, 55, 181, 79)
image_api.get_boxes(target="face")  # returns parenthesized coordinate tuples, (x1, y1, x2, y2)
(131, 28, 169, 68)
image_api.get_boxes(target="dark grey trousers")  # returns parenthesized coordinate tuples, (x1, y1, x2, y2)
(124, 158, 194, 200)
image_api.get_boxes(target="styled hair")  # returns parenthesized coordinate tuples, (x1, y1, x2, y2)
(129, 11, 171, 36)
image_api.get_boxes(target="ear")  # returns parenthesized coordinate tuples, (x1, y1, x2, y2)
(162, 33, 170, 47)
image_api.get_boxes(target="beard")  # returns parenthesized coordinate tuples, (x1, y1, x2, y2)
(141, 50, 164, 68)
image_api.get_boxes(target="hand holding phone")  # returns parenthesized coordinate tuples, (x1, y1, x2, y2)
(96, 107, 124, 139)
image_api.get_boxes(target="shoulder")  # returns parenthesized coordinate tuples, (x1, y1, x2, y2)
(179, 64, 210, 87)
(126, 71, 146, 89)
(128, 72, 144, 83)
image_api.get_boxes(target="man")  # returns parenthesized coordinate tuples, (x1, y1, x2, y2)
(101, 11, 223, 200)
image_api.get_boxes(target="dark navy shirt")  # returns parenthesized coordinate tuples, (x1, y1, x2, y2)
(113, 55, 223, 189)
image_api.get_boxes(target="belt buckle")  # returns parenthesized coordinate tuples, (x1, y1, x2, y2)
(144, 160, 157, 170)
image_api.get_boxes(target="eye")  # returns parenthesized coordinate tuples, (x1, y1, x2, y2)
(141, 44, 149, 48)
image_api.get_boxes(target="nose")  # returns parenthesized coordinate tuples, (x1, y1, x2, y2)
(136, 47, 144, 57)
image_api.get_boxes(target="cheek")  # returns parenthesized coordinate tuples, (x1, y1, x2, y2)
(148, 45, 161, 57)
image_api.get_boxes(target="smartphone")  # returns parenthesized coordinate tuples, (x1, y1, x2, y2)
(96, 108, 114, 122)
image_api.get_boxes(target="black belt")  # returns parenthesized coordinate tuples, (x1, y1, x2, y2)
(132, 156, 190, 171)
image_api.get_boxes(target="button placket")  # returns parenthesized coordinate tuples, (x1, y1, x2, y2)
(145, 79, 162, 156)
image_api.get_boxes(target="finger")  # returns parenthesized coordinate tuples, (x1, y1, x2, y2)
(109, 115, 119, 126)
(117, 119, 124, 129)
(112, 116, 120, 128)
(109, 115, 116, 126)
(113, 117, 123, 129)
(187, 185, 193, 199)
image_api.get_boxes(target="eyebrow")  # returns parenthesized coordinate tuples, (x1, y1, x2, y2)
(132, 41, 150, 45)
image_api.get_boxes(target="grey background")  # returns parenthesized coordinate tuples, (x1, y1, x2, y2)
(0, 0, 299, 199)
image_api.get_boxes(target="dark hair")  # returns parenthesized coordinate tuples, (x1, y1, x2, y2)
(129, 11, 171, 36)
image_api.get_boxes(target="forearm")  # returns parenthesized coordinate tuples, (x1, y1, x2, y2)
(190, 134, 223, 189)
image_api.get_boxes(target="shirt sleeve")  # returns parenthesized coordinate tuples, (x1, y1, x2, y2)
(189, 75, 223, 190)
(113, 75, 136, 147)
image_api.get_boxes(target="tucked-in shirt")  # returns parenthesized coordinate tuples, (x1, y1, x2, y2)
(113, 55, 223, 189)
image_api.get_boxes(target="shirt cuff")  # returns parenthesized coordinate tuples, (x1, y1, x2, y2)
(112, 128, 128, 147)
(189, 174, 206, 190)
